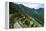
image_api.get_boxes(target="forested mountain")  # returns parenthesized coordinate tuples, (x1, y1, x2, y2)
(9, 2, 44, 28)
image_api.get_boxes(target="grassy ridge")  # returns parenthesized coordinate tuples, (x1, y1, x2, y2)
(9, 2, 44, 28)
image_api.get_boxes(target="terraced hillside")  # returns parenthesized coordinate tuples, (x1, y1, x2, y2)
(9, 2, 44, 29)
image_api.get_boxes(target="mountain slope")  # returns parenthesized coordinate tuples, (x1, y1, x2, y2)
(9, 2, 44, 28)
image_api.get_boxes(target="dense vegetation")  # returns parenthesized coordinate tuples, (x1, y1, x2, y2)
(9, 2, 44, 29)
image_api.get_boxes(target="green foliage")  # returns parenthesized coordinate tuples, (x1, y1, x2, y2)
(9, 2, 44, 28)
